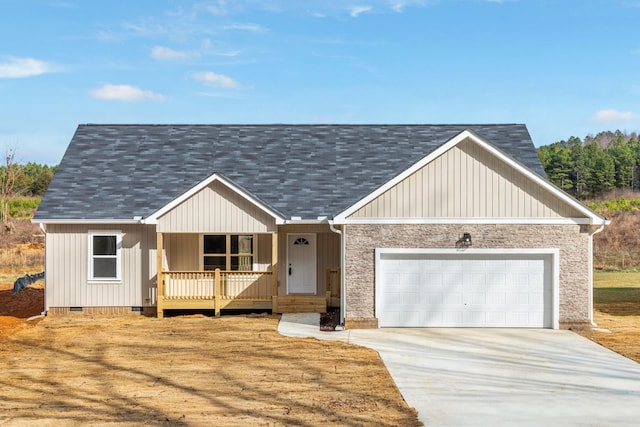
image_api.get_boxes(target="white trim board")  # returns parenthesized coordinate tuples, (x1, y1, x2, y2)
(335, 129, 607, 226)
(374, 247, 560, 329)
(338, 217, 594, 225)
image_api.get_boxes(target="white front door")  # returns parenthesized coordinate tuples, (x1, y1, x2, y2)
(287, 234, 317, 294)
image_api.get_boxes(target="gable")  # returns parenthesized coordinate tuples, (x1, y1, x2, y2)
(156, 180, 278, 233)
(347, 138, 588, 221)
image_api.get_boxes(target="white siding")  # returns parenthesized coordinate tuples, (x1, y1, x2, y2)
(45, 224, 157, 309)
(158, 181, 277, 233)
(165, 233, 199, 271)
(349, 139, 585, 219)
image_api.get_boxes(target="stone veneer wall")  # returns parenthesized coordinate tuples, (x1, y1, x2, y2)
(344, 224, 591, 328)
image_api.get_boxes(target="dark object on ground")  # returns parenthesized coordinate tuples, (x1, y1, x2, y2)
(13, 272, 45, 294)
(320, 308, 340, 331)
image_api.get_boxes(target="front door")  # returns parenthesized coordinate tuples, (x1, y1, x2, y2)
(287, 233, 317, 294)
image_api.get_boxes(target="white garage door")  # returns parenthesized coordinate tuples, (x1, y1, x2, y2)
(377, 251, 553, 328)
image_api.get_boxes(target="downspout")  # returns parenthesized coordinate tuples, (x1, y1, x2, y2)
(38, 222, 48, 317)
(588, 220, 607, 327)
(327, 219, 345, 328)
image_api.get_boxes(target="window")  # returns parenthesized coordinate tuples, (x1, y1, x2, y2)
(89, 231, 122, 280)
(203, 234, 254, 271)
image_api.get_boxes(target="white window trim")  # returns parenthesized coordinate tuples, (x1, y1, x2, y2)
(199, 233, 258, 271)
(88, 230, 123, 281)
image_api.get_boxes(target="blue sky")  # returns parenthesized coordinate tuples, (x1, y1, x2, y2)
(1, 0, 639, 165)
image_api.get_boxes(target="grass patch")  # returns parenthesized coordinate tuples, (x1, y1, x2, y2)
(593, 270, 640, 304)
(594, 288, 640, 304)
(594, 270, 640, 288)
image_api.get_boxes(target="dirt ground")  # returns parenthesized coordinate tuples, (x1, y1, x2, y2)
(0, 281, 421, 426)
(576, 303, 640, 363)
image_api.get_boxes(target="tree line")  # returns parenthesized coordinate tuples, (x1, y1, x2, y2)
(537, 130, 640, 199)
(1, 149, 57, 223)
(1, 161, 57, 198)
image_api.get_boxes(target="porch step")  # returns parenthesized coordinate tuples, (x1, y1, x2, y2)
(273, 295, 327, 314)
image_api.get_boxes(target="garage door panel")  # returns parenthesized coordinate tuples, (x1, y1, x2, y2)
(443, 292, 463, 304)
(470, 293, 486, 304)
(465, 273, 486, 288)
(424, 292, 443, 304)
(378, 252, 552, 328)
(487, 292, 506, 304)
(443, 273, 463, 286)
(506, 292, 529, 304)
(486, 273, 507, 287)
(442, 311, 463, 325)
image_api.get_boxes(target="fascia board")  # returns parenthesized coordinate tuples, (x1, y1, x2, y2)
(335, 217, 596, 225)
(31, 219, 140, 225)
(144, 173, 285, 225)
(334, 129, 607, 225)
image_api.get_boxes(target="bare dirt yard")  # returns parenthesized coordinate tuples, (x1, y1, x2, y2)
(575, 272, 640, 363)
(0, 289, 420, 426)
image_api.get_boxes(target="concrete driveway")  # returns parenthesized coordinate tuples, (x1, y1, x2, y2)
(279, 314, 640, 426)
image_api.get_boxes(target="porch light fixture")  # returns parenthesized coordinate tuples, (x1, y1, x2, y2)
(456, 233, 472, 248)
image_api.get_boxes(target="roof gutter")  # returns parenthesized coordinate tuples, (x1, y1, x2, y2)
(588, 219, 608, 327)
(325, 218, 345, 329)
(38, 222, 47, 318)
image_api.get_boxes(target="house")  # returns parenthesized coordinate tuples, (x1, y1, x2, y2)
(33, 124, 608, 329)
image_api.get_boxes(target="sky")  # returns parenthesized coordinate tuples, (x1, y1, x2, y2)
(1, 0, 639, 165)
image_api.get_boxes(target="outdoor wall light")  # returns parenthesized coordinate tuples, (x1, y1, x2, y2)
(456, 232, 472, 248)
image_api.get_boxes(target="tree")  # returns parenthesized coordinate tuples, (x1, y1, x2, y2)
(570, 142, 590, 198)
(538, 142, 573, 191)
(608, 142, 635, 189)
(0, 148, 16, 226)
(584, 142, 616, 196)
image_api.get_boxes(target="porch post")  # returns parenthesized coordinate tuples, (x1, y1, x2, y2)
(214, 268, 221, 316)
(271, 231, 278, 312)
(156, 231, 164, 319)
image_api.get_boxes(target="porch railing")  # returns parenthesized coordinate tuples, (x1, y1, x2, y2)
(163, 270, 275, 301)
(325, 268, 340, 307)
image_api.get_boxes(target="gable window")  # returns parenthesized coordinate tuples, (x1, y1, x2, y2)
(203, 234, 254, 271)
(88, 231, 122, 281)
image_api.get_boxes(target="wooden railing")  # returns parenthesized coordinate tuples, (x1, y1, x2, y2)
(163, 270, 275, 301)
(325, 268, 340, 307)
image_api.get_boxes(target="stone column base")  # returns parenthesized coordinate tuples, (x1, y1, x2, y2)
(344, 317, 379, 329)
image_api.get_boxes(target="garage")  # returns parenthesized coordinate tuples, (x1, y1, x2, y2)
(375, 249, 557, 328)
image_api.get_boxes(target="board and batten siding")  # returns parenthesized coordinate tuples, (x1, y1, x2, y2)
(164, 233, 199, 271)
(45, 224, 157, 310)
(349, 139, 585, 219)
(158, 180, 277, 233)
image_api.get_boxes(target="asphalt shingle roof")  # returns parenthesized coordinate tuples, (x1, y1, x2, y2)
(34, 124, 545, 221)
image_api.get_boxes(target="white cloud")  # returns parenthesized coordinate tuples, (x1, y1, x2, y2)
(389, 0, 429, 12)
(589, 109, 638, 123)
(151, 46, 198, 60)
(89, 84, 166, 102)
(191, 71, 240, 88)
(0, 57, 58, 78)
(223, 23, 266, 32)
(350, 6, 372, 17)
(200, 0, 228, 16)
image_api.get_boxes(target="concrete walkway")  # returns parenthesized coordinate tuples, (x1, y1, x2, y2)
(278, 313, 640, 426)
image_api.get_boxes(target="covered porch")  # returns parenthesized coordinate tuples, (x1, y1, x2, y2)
(155, 231, 341, 318)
